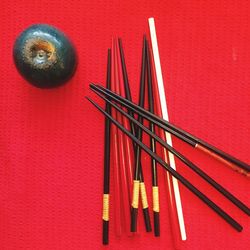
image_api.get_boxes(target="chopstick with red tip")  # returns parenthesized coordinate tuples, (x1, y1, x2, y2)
(90, 83, 250, 178)
(86, 96, 243, 232)
(102, 49, 112, 245)
(195, 143, 249, 177)
(113, 38, 131, 235)
(110, 40, 122, 237)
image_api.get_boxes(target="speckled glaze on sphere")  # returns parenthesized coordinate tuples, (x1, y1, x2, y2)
(13, 24, 77, 88)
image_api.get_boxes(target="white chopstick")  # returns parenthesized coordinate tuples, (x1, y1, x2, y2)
(148, 17, 187, 241)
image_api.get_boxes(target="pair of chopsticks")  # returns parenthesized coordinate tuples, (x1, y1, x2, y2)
(119, 37, 163, 235)
(87, 84, 250, 233)
(115, 37, 152, 234)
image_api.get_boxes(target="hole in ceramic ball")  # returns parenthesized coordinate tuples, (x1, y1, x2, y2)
(13, 24, 77, 88)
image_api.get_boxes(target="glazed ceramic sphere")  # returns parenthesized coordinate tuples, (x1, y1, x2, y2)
(13, 24, 77, 88)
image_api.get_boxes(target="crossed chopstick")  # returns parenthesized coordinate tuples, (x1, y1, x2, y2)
(87, 82, 250, 231)
(90, 37, 250, 245)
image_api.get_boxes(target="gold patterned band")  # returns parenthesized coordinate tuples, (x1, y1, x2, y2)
(132, 180, 140, 208)
(140, 182, 149, 209)
(152, 186, 160, 212)
(102, 194, 109, 221)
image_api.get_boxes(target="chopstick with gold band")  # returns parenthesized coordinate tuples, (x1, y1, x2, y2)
(90, 84, 250, 177)
(86, 96, 243, 232)
(118, 38, 151, 232)
(91, 87, 250, 216)
(146, 41, 160, 236)
(138, 38, 151, 232)
(131, 36, 151, 232)
(102, 49, 111, 245)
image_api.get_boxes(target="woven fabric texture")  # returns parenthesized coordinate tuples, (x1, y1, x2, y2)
(0, 1, 249, 249)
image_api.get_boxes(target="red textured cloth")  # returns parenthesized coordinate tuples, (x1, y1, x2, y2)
(0, 1, 249, 249)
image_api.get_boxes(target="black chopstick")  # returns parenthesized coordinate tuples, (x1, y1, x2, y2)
(146, 41, 160, 236)
(118, 38, 137, 137)
(89, 84, 250, 176)
(86, 96, 243, 232)
(91, 88, 250, 216)
(102, 49, 111, 245)
(118, 37, 151, 233)
(137, 37, 151, 232)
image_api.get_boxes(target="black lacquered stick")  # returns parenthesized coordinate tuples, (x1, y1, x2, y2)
(91, 88, 250, 216)
(118, 38, 137, 136)
(90, 83, 195, 146)
(136, 37, 151, 232)
(86, 96, 243, 232)
(102, 49, 111, 245)
(134, 36, 146, 182)
(89, 84, 250, 175)
(146, 42, 160, 236)
(118, 38, 151, 232)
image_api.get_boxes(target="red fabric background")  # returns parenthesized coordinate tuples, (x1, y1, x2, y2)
(0, 1, 249, 249)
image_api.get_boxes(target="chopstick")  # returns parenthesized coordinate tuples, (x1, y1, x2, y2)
(89, 84, 250, 177)
(102, 49, 111, 245)
(86, 96, 243, 232)
(138, 38, 152, 232)
(146, 41, 160, 236)
(118, 38, 151, 232)
(91, 88, 250, 216)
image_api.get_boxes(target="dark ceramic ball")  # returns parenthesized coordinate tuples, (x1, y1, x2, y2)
(13, 24, 77, 88)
